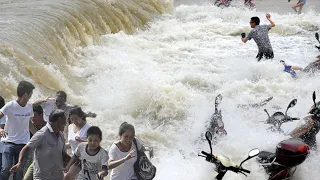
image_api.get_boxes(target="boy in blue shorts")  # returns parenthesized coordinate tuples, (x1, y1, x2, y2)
(280, 60, 303, 78)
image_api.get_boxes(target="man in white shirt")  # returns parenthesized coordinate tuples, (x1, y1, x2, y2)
(0, 81, 36, 180)
(33, 91, 73, 122)
(33, 91, 96, 138)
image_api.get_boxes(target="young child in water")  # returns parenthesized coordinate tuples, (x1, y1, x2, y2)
(280, 60, 303, 78)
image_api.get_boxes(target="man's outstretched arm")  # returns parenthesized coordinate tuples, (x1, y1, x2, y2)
(266, 13, 275, 27)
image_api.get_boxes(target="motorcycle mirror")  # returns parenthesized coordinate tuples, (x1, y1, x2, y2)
(316, 32, 319, 41)
(205, 131, 213, 154)
(239, 148, 260, 167)
(215, 94, 222, 112)
(313, 91, 317, 107)
(285, 99, 297, 116)
(215, 94, 222, 104)
(264, 109, 270, 119)
(248, 148, 260, 157)
(288, 99, 297, 108)
(205, 131, 213, 142)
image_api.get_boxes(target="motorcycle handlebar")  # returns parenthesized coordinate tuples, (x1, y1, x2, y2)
(282, 116, 299, 123)
(239, 168, 250, 174)
(201, 151, 210, 156)
(200, 151, 251, 175)
(228, 166, 250, 175)
(201, 151, 215, 162)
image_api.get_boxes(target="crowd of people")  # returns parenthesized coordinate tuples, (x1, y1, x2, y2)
(0, 81, 152, 180)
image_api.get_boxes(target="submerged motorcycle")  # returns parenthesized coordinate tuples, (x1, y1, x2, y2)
(257, 138, 310, 180)
(206, 94, 227, 142)
(259, 99, 311, 180)
(199, 131, 259, 180)
(303, 32, 320, 73)
(195, 94, 226, 149)
(263, 99, 300, 133)
(289, 91, 320, 149)
(264, 92, 320, 148)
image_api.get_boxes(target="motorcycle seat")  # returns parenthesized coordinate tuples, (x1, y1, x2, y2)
(257, 151, 276, 163)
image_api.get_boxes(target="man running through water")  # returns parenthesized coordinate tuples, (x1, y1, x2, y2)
(241, 13, 275, 61)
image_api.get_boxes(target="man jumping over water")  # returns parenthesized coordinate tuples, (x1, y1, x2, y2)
(241, 13, 275, 61)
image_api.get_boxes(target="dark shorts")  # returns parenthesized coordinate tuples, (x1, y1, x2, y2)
(256, 51, 274, 61)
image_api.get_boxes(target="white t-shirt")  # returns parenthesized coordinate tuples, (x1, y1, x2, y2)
(109, 138, 143, 180)
(40, 99, 73, 122)
(68, 123, 92, 154)
(75, 142, 109, 180)
(0, 100, 33, 144)
(40, 98, 56, 122)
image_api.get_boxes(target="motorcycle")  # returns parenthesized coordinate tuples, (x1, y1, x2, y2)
(258, 98, 311, 180)
(303, 32, 320, 73)
(206, 94, 227, 142)
(257, 138, 310, 180)
(263, 99, 300, 133)
(199, 131, 260, 180)
(289, 91, 320, 148)
(315, 32, 320, 51)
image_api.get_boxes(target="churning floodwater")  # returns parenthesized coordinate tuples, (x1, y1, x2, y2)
(1, 0, 320, 179)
